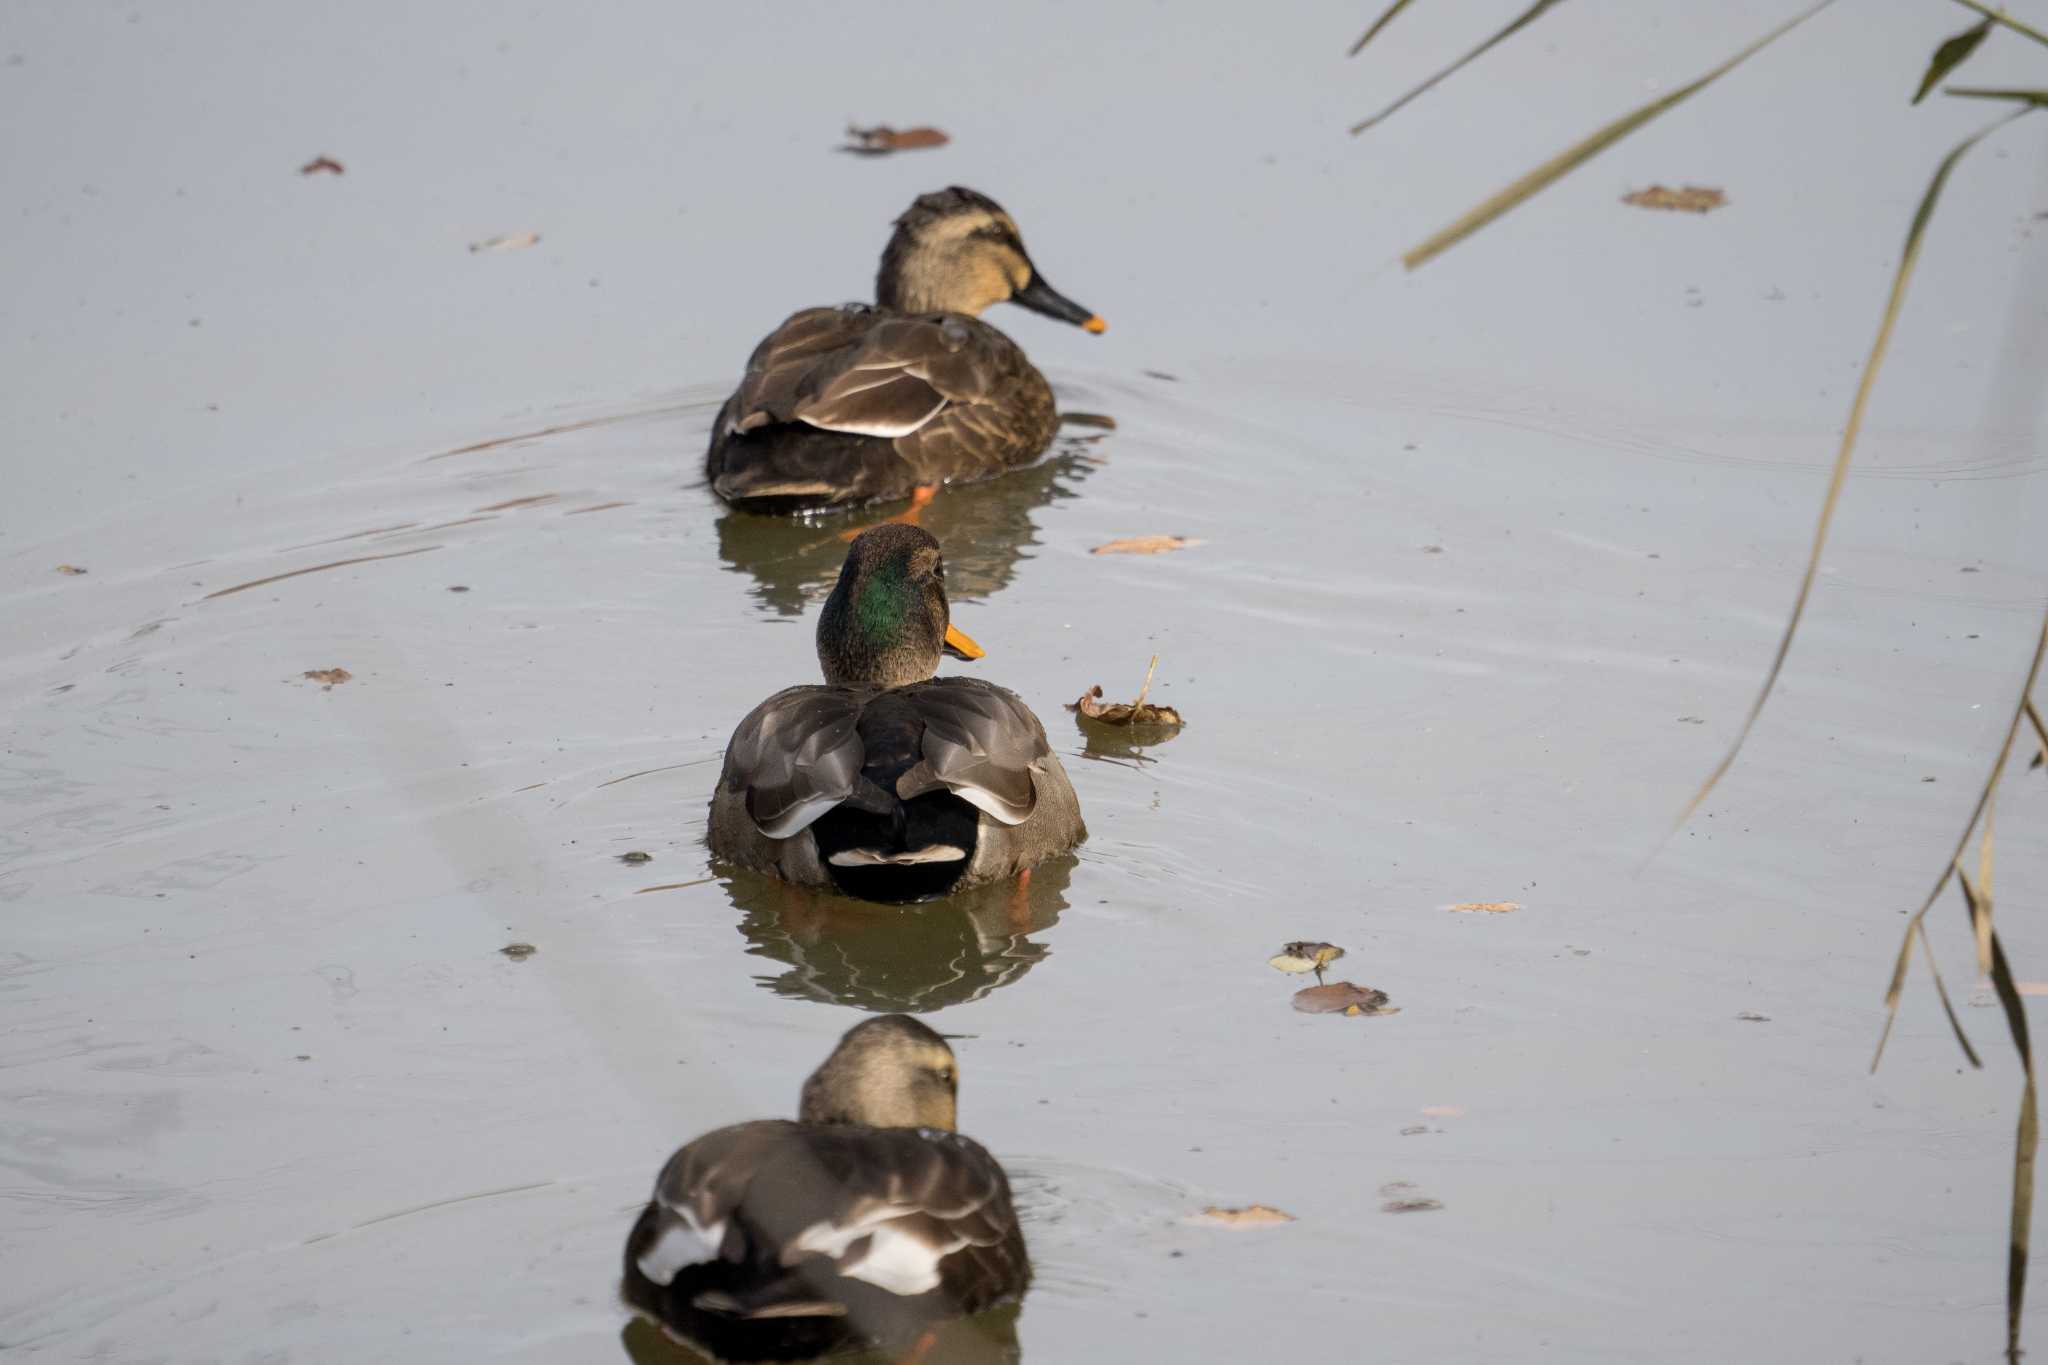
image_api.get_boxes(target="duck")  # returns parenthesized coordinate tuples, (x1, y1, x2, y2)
(704, 186, 1106, 514)
(621, 1014, 1030, 1362)
(707, 523, 1085, 903)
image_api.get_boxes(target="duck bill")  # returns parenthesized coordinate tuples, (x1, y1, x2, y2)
(943, 622, 985, 662)
(1013, 273, 1107, 333)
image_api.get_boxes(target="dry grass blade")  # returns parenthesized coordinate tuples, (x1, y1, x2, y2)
(1878, 599, 2048, 1065)
(1399, 1, 1829, 268)
(1348, 0, 1418, 56)
(2024, 697, 2048, 769)
(1914, 17, 1993, 103)
(1977, 788, 1999, 974)
(1987, 927, 2039, 1360)
(1919, 917, 1983, 1068)
(1350, 0, 1567, 134)
(1668, 108, 2026, 836)
(1951, 0, 2048, 49)
(1946, 86, 2048, 106)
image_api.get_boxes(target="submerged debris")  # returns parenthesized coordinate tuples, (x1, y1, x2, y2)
(1379, 1181, 1444, 1213)
(1621, 185, 1727, 214)
(1068, 656, 1185, 729)
(1187, 1204, 1295, 1227)
(618, 851, 653, 865)
(842, 124, 950, 155)
(1292, 982, 1396, 1016)
(1269, 941, 1346, 984)
(500, 942, 537, 961)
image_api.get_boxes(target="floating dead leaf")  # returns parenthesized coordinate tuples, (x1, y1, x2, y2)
(55, 564, 88, 575)
(302, 667, 352, 686)
(1399, 1124, 1429, 1136)
(1737, 1010, 1771, 1022)
(842, 124, 951, 155)
(1269, 941, 1346, 980)
(1292, 982, 1396, 1016)
(1091, 534, 1196, 556)
(1067, 655, 1185, 731)
(1059, 412, 1117, 430)
(500, 942, 537, 961)
(618, 851, 653, 865)
(1446, 901, 1521, 914)
(469, 231, 541, 254)
(1621, 184, 1727, 214)
(1187, 1204, 1295, 1227)
(300, 155, 344, 176)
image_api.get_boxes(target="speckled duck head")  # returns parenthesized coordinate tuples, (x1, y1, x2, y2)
(816, 524, 984, 689)
(876, 186, 1107, 332)
(798, 1014, 960, 1131)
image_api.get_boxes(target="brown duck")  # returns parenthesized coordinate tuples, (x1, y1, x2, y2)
(704, 187, 1106, 514)
(707, 523, 1085, 902)
(622, 1014, 1029, 1362)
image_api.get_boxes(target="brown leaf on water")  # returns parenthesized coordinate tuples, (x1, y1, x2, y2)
(469, 231, 541, 254)
(1292, 982, 1397, 1016)
(842, 124, 950, 156)
(500, 942, 537, 961)
(1622, 184, 1728, 213)
(300, 155, 345, 176)
(303, 668, 352, 686)
(618, 851, 652, 865)
(55, 564, 88, 575)
(1187, 1204, 1295, 1227)
(1067, 655, 1185, 728)
(1446, 900, 1521, 914)
(1091, 534, 1196, 556)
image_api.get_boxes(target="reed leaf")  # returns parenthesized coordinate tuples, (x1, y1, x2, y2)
(1873, 916, 1984, 1072)
(1348, 0, 1418, 57)
(1671, 108, 2028, 833)
(1947, 86, 2048, 105)
(1986, 923, 2039, 1360)
(1399, 1, 1831, 270)
(1879, 600, 2048, 1066)
(1350, 0, 1567, 135)
(2024, 697, 2047, 769)
(1914, 17, 1993, 103)
(1951, 0, 2048, 49)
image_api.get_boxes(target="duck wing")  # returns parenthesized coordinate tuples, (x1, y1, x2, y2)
(629, 1122, 1028, 1323)
(726, 308, 996, 442)
(892, 679, 1051, 827)
(719, 685, 883, 840)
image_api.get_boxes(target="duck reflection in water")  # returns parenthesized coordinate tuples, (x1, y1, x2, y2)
(622, 1301, 1022, 1365)
(712, 438, 1100, 619)
(720, 856, 1074, 1014)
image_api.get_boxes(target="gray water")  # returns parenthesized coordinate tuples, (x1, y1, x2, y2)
(6, 3, 2048, 1362)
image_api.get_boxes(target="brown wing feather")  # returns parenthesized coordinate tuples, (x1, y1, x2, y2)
(719, 686, 871, 839)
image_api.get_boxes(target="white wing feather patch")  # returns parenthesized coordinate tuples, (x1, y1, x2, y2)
(753, 791, 847, 841)
(636, 1209, 728, 1285)
(790, 1207, 967, 1296)
(943, 783, 1033, 827)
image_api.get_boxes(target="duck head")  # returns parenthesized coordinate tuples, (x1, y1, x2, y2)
(876, 186, 1107, 332)
(817, 524, 984, 689)
(799, 1014, 960, 1131)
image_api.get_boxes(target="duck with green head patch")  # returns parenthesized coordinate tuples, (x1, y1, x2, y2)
(704, 186, 1107, 514)
(708, 524, 1084, 902)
